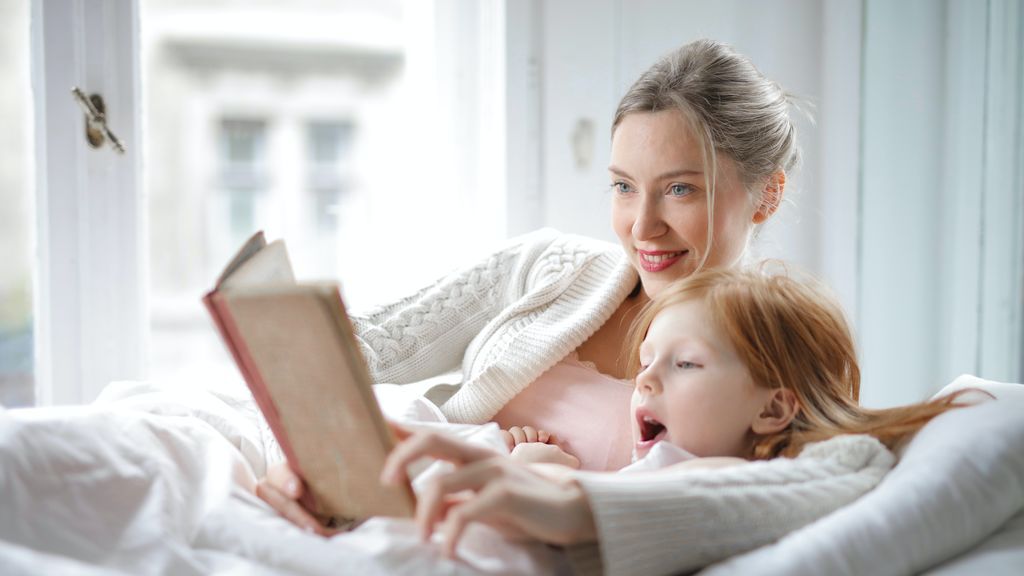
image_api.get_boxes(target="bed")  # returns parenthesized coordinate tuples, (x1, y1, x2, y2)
(0, 374, 1021, 575)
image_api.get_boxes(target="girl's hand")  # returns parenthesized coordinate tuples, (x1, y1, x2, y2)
(510, 442, 581, 468)
(500, 425, 552, 451)
(254, 462, 342, 537)
(381, 429, 598, 557)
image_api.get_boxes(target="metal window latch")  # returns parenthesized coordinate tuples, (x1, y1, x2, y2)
(71, 87, 126, 154)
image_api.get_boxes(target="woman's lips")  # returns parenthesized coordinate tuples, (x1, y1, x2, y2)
(637, 249, 687, 272)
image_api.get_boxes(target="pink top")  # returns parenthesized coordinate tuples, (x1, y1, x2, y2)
(492, 351, 635, 471)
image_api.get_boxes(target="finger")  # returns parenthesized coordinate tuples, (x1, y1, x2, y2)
(256, 480, 326, 535)
(441, 482, 516, 558)
(382, 431, 499, 485)
(266, 462, 303, 498)
(387, 420, 414, 441)
(415, 458, 506, 541)
(500, 430, 515, 452)
(537, 429, 551, 443)
(509, 427, 527, 446)
(522, 426, 539, 443)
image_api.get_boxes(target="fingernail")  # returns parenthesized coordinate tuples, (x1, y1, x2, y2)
(303, 523, 317, 534)
(286, 479, 299, 496)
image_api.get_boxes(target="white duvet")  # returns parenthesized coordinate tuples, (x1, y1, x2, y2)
(0, 379, 567, 576)
(1, 376, 1022, 575)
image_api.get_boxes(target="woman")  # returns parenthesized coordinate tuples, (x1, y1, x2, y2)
(258, 37, 799, 569)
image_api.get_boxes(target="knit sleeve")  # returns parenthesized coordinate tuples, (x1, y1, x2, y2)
(567, 435, 895, 576)
(349, 229, 560, 385)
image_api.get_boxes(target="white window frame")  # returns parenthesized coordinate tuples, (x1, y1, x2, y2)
(32, 0, 146, 405)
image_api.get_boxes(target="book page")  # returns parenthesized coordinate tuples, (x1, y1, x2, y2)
(219, 239, 296, 290)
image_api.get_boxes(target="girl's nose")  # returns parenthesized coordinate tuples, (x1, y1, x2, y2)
(632, 194, 668, 241)
(634, 363, 662, 395)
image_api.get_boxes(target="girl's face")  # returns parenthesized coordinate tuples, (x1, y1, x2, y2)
(610, 110, 759, 298)
(631, 298, 770, 460)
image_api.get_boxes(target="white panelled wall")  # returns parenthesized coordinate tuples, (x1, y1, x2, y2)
(860, 0, 1023, 406)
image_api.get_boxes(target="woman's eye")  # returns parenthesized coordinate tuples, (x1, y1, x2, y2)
(612, 181, 634, 194)
(668, 183, 694, 197)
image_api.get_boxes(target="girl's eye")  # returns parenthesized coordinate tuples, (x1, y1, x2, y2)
(668, 183, 694, 197)
(676, 360, 699, 369)
(612, 181, 634, 195)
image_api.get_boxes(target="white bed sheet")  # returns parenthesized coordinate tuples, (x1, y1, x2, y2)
(0, 378, 566, 575)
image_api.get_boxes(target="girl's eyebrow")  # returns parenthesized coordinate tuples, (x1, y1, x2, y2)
(607, 166, 704, 180)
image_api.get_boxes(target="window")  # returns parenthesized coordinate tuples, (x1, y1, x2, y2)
(219, 118, 269, 247)
(142, 0, 510, 385)
(0, 1, 33, 407)
(307, 121, 354, 233)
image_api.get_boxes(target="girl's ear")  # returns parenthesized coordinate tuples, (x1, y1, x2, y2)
(751, 387, 799, 434)
(752, 170, 786, 224)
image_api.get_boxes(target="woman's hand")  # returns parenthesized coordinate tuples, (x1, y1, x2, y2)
(380, 429, 598, 557)
(254, 462, 342, 537)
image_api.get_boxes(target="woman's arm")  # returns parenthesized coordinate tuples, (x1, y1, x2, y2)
(350, 229, 560, 385)
(570, 435, 895, 576)
(382, 431, 893, 575)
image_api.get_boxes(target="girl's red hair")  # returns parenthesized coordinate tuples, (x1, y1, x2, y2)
(627, 267, 976, 458)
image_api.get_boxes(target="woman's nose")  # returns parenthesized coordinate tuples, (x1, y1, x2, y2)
(632, 194, 668, 241)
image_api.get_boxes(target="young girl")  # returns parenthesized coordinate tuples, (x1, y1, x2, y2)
(384, 266, 976, 572)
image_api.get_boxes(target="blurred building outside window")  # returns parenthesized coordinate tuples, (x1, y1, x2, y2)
(142, 0, 506, 387)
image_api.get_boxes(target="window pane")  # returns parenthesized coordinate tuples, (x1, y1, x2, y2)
(0, 1, 34, 407)
(141, 1, 507, 384)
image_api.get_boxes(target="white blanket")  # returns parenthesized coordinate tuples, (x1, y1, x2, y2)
(0, 379, 566, 575)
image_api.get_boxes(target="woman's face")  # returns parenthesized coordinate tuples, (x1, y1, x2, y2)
(610, 110, 759, 298)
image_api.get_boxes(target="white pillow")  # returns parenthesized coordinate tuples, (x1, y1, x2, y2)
(700, 375, 1024, 576)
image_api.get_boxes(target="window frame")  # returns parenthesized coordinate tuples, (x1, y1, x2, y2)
(32, 0, 146, 405)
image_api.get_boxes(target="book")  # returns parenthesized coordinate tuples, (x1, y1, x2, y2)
(203, 231, 416, 524)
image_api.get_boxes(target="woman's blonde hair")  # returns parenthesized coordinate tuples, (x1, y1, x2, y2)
(627, 267, 974, 459)
(614, 39, 804, 270)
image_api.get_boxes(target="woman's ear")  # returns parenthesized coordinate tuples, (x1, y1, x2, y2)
(752, 171, 786, 224)
(751, 387, 799, 434)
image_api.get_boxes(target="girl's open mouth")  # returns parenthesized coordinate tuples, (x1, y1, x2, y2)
(636, 412, 667, 451)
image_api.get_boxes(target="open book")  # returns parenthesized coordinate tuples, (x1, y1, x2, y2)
(203, 231, 415, 524)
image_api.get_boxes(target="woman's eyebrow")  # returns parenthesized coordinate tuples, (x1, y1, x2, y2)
(607, 166, 704, 180)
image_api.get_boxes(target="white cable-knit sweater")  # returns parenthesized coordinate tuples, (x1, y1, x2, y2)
(569, 434, 896, 576)
(350, 227, 637, 424)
